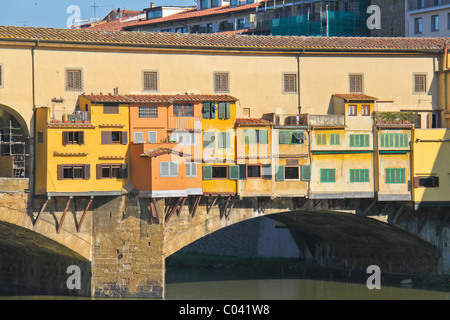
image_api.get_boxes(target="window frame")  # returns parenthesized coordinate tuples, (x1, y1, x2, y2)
(134, 132, 144, 143)
(283, 73, 297, 94)
(65, 68, 83, 92)
(148, 131, 158, 143)
(214, 72, 230, 93)
(139, 105, 158, 118)
(186, 162, 197, 178)
(349, 74, 364, 93)
(385, 168, 406, 184)
(350, 169, 370, 183)
(247, 164, 262, 179)
(62, 131, 84, 146)
(173, 104, 194, 117)
(284, 166, 300, 180)
(414, 17, 423, 34)
(431, 14, 439, 32)
(349, 134, 370, 148)
(211, 165, 229, 179)
(142, 70, 159, 92)
(160, 161, 178, 178)
(348, 105, 357, 116)
(58, 164, 90, 180)
(320, 168, 336, 183)
(361, 105, 370, 116)
(414, 73, 427, 94)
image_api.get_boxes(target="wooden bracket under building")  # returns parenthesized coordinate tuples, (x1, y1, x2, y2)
(164, 197, 185, 226)
(56, 197, 72, 234)
(189, 195, 202, 218)
(33, 197, 50, 226)
(257, 197, 271, 215)
(76, 196, 94, 233)
(149, 198, 160, 224)
(206, 196, 218, 214)
(219, 195, 236, 219)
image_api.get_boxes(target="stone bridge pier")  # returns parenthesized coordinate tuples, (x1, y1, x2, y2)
(0, 183, 446, 298)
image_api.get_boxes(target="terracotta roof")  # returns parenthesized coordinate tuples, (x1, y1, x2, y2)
(0, 25, 448, 52)
(236, 118, 272, 126)
(82, 94, 132, 103)
(122, 2, 266, 30)
(140, 147, 190, 158)
(333, 94, 379, 101)
(81, 94, 237, 103)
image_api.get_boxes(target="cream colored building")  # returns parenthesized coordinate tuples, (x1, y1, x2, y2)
(0, 26, 448, 184)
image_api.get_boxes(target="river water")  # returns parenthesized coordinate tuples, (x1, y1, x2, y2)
(165, 268, 450, 300)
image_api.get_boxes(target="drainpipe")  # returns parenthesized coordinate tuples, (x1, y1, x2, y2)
(31, 40, 39, 199)
(296, 50, 304, 115)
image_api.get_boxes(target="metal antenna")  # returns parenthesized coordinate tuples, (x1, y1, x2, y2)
(91, 2, 99, 18)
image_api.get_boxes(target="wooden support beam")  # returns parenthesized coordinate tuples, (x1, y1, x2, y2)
(165, 197, 182, 226)
(33, 198, 49, 226)
(437, 212, 449, 236)
(295, 197, 307, 210)
(77, 197, 93, 233)
(190, 195, 201, 218)
(207, 196, 218, 214)
(362, 200, 377, 215)
(396, 208, 412, 225)
(225, 196, 236, 218)
(329, 199, 344, 210)
(56, 197, 72, 234)
(258, 197, 270, 214)
(177, 197, 187, 217)
(151, 198, 160, 224)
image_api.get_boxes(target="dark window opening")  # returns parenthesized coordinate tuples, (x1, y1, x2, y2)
(285, 166, 300, 180)
(247, 165, 261, 178)
(212, 166, 228, 179)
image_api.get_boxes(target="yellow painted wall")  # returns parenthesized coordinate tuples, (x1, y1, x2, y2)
(413, 129, 450, 204)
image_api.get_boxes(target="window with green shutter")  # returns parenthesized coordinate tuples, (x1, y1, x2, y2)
(203, 132, 215, 148)
(202, 102, 216, 119)
(275, 165, 285, 181)
(279, 130, 291, 144)
(385, 168, 406, 184)
(350, 169, 369, 183)
(218, 132, 230, 149)
(349, 134, 370, 147)
(203, 165, 212, 180)
(217, 102, 231, 120)
(243, 129, 255, 145)
(291, 131, 305, 144)
(301, 165, 311, 181)
(329, 134, 340, 145)
(380, 133, 409, 148)
(316, 133, 327, 145)
(259, 129, 268, 144)
(320, 169, 336, 183)
(229, 165, 240, 180)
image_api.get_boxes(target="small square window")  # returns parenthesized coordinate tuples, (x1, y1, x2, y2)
(214, 72, 229, 93)
(414, 74, 427, 93)
(285, 166, 300, 180)
(349, 74, 363, 93)
(212, 166, 228, 179)
(361, 105, 370, 116)
(348, 105, 357, 116)
(66, 69, 83, 91)
(143, 71, 158, 91)
(247, 165, 261, 178)
(283, 73, 297, 93)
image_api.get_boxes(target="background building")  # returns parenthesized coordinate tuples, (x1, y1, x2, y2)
(405, 0, 450, 37)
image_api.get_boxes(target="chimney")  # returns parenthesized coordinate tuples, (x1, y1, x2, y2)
(150, 2, 155, 8)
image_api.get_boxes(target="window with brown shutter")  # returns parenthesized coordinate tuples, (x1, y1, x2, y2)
(414, 74, 426, 93)
(66, 68, 83, 91)
(96, 163, 128, 179)
(214, 72, 229, 93)
(349, 74, 363, 93)
(62, 131, 84, 145)
(101, 131, 127, 145)
(103, 104, 119, 114)
(57, 164, 90, 180)
(143, 71, 158, 91)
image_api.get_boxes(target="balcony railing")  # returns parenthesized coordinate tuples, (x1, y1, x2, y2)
(262, 113, 308, 126)
(168, 116, 202, 131)
(50, 110, 91, 123)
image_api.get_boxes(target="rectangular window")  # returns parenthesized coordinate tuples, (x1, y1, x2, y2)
(173, 104, 194, 117)
(212, 166, 228, 179)
(98, 164, 126, 179)
(247, 165, 262, 178)
(414, 17, 423, 34)
(218, 132, 231, 149)
(58, 164, 90, 180)
(101, 131, 128, 145)
(431, 15, 439, 32)
(243, 129, 268, 145)
(186, 162, 197, 177)
(203, 132, 216, 148)
(134, 132, 144, 143)
(283, 73, 297, 93)
(104, 104, 119, 114)
(414, 74, 427, 93)
(214, 72, 229, 93)
(285, 166, 300, 180)
(349, 134, 370, 148)
(62, 131, 84, 145)
(329, 133, 340, 145)
(361, 105, 370, 116)
(316, 133, 327, 145)
(171, 132, 196, 146)
(217, 102, 231, 120)
(349, 74, 363, 93)
(379, 133, 409, 148)
(66, 69, 83, 91)
(320, 168, 336, 183)
(148, 131, 157, 143)
(279, 130, 305, 144)
(202, 102, 216, 119)
(350, 169, 370, 183)
(139, 106, 158, 118)
(348, 105, 357, 116)
(160, 162, 178, 177)
(143, 71, 158, 91)
(207, 23, 214, 33)
(301, 165, 311, 181)
(414, 176, 439, 188)
(385, 168, 406, 184)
